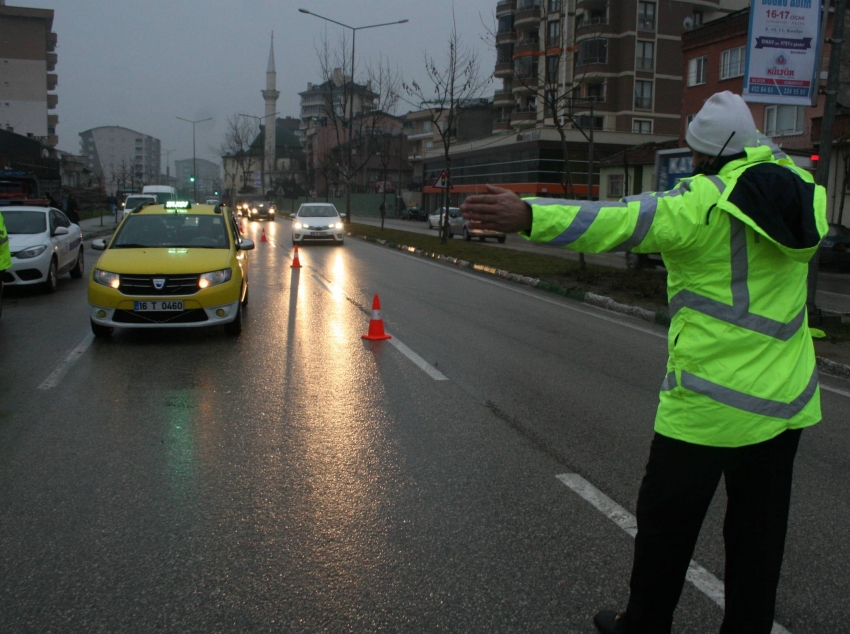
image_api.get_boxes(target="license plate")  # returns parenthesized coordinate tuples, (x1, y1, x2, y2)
(134, 300, 184, 311)
(312, 231, 327, 236)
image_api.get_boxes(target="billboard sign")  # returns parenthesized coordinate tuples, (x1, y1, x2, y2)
(655, 148, 693, 191)
(742, 0, 823, 106)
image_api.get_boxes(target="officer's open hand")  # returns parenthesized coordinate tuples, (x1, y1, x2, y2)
(460, 185, 532, 234)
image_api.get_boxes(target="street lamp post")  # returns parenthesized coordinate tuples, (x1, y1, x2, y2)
(298, 8, 408, 222)
(239, 111, 279, 196)
(176, 116, 212, 202)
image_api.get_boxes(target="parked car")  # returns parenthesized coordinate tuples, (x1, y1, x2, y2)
(0, 204, 84, 293)
(446, 206, 506, 243)
(291, 203, 345, 246)
(819, 223, 850, 269)
(406, 206, 427, 221)
(428, 208, 445, 229)
(88, 200, 254, 337)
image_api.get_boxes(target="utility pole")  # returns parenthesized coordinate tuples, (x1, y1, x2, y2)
(810, 0, 847, 325)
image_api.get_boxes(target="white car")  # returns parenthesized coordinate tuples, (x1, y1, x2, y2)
(1, 204, 84, 293)
(291, 203, 345, 245)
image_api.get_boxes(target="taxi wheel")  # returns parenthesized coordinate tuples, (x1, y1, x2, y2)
(90, 319, 113, 338)
(43, 258, 58, 294)
(70, 247, 85, 279)
(224, 304, 243, 336)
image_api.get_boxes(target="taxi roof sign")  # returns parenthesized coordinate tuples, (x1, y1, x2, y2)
(164, 200, 192, 211)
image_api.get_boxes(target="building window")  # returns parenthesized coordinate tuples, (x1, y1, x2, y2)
(546, 55, 559, 82)
(764, 105, 804, 137)
(688, 56, 707, 86)
(632, 119, 653, 134)
(693, 11, 703, 26)
(608, 174, 624, 197)
(575, 115, 604, 130)
(638, 1, 656, 31)
(549, 0, 561, 12)
(636, 41, 654, 71)
(547, 20, 561, 47)
(578, 38, 607, 65)
(545, 90, 557, 116)
(720, 46, 746, 80)
(634, 80, 653, 110)
(425, 140, 434, 150)
(586, 82, 605, 102)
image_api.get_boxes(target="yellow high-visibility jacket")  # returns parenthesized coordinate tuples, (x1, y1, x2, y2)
(0, 212, 11, 271)
(522, 141, 828, 447)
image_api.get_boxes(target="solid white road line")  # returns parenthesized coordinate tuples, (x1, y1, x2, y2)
(386, 337, 449, 381)
(555, 473, 792, 634)
(310, 274, 448, 381)
(39, 333, 94, 390)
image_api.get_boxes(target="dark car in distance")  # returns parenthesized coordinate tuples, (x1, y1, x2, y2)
(406, 206, 427, 221)
(819, 223, 850, 270)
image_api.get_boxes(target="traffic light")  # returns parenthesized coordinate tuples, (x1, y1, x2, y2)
(190, 176, 195, 182)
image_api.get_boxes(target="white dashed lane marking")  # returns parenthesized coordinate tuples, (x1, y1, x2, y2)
(555, 473, 792, 634)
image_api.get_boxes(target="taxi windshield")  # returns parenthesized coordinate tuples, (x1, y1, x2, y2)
(298, 206, 338, 217)
(2, 210, 46, 234)
(112, 214, 229, 249)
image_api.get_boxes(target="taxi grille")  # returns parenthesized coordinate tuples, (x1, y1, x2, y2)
(119, 275, 200, 296)
(113, 309, 208, 324)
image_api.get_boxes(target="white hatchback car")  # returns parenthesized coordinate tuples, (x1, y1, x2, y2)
(291, 203, 345, 245)
(0, 205, 84, 293)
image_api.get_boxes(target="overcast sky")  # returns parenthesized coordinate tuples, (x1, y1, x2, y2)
(21, 0, 497, 174)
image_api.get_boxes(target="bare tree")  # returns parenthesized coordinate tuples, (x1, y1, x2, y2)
(109, 159, 134, 196)
(313, 34, 402, 222)
(218, 114, 260, 203)
(404, 9, 489, 243)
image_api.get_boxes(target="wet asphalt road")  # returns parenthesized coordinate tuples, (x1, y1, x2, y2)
(0, 219, 849, 632)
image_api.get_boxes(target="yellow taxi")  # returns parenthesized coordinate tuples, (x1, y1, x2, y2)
(88, 201, 254, 338)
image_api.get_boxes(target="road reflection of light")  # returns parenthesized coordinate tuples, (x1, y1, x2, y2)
(163, 389, 198, 501)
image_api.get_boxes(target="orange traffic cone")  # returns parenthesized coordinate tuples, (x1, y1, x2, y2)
(362, 294, 392, 340)
(291, 244, 302, 269)
(261, 227, 267, 243)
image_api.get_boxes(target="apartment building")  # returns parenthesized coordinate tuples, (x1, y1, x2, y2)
(0, 2, 58, 147)
(175, 158, 220, 198)
(79, 126, 161, 193)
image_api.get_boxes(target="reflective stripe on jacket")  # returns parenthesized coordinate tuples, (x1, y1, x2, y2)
(522, 141, 828, 447)
(0, 212, 11, 271)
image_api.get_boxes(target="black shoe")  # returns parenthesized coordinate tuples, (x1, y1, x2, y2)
(593, 610, 628, 634)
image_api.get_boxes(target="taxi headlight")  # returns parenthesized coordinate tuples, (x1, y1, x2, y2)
(16, 245, 48, 259)
(198, 268, 232, 289)
(93, 269, 120, 289)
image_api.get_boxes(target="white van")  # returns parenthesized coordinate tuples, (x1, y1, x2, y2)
(141, 185, 177, 204)
(123, 194, 157, 213)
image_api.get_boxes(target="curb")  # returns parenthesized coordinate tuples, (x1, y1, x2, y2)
(351, 232, 850, 380)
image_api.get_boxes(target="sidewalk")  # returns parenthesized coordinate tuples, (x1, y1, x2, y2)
(78, 213, 122, 240)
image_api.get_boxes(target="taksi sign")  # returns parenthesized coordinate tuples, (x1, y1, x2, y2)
(742, 0, 822, 106)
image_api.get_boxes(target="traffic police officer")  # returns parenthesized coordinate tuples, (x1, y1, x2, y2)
(0, 210, 11, 317)
(460, 91, 828, 633)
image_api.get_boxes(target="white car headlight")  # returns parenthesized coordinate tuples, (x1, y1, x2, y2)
(15, 245, 48, 259)
(198, 268, 232, 289)
(294, 222, 303, 229)
(333, 222, 343, 229)
(94, 269, 121, 289)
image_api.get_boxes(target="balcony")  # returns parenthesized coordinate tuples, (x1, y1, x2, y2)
(48, 114, 59, 127)
(493, 118, 512, 131)
(406, 130, 435, 141)
(512, 77, 539, 92)
(496, 0, 516, 16)
(514, 40, 540, 57)
(637, 18, 655, 32)
(46, 52, 57, 71)
(494, 89, 514, 106)
(514, 6, 541, 28)
(47, 73, 57, 91)
(511, 107, 538, 126)
(577, 0, 606, 8)
(47, 94, 58, 109)
(495, 61, 514, 78)
(47, 32, 57, 52)
(496, 30, 517, 45)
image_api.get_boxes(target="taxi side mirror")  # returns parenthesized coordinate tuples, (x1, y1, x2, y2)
(238, 238, 255, 251)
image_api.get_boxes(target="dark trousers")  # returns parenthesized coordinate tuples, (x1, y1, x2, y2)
(625, 429, 802, 634)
